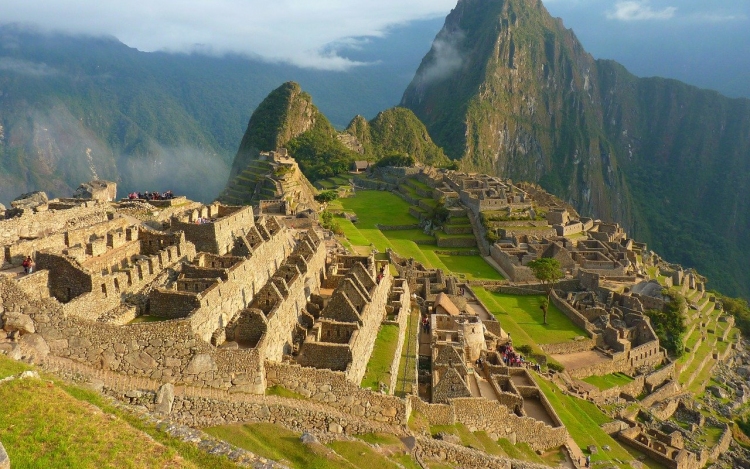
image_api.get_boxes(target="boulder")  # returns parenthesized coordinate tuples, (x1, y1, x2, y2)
(154, 383, 175, 414)
(3, 312, 35, 334)
(10, 191, 48, 210)
(185, 354, 217, 374)
(300, 432, 318, 444)
(0, 440, 9, 469)
(18, 333, 50, 363)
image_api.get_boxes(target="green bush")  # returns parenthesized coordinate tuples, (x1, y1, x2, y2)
(314, 190, 339, 203)
(646, 293, 687, 357)
(374, 152, 415, 168)
(547, 362, 565, 372)
(714, 292, 750, 337)
(516, 344, 533, 356)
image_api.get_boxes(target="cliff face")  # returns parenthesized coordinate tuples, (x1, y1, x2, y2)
(402, 0, 750, 297)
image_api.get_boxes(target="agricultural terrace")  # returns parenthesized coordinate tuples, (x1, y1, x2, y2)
(328, 191, 502, 281)
(473, 288, 587, 353)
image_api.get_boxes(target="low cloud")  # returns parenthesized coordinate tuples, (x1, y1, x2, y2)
(607, 1, 677, 21)
(0, 0, 457, 71)
(417, 29, 465, 84)
(0, 57, 58, 76)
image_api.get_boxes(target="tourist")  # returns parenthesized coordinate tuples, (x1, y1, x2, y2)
(22, 256, 34, 274)
(585, 455, 591, 467)
(422, 315, 429, 333)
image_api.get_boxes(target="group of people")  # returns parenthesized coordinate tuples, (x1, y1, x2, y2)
(499, 344, 525, 367)
(127, 190, 175, 200)
(193, 217, 214, 224)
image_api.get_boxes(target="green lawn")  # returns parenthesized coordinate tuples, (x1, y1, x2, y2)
(335, 191, 502, 281)
(362, 324, 400, 391)
(473, 288, 587, 347)
(583, 373, 635, 391)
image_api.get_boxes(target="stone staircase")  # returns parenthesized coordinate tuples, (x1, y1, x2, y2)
(218, 159, 274, 205)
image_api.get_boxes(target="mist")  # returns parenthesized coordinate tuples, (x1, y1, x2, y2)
(118, 146, 230, 204)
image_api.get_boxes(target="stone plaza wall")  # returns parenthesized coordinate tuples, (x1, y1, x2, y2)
(407, 396, 567, 451)
(265, 362, 409, 425)
(385, 280, 411, 394)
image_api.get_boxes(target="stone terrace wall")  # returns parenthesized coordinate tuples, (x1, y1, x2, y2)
(185, 227, 296, 342)
(265, 362, 409, 425)
(408, 396, 567, 451)
(171, 205, 255, 255)
(550, 290, 596, 337)
(346, 272, 393, 384)
(0, 280, 266, 392)
(1, 203, 109, 260)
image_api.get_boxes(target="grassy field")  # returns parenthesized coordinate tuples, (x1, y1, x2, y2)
(0, 356, 236, 469)
(583, 373, 635, 391)
(473, 288, 587, 347)
(362, 324, 400, 391)
(330, 191, 502, 281)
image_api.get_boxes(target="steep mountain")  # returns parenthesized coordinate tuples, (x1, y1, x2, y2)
(222, 83, 452, 204)
(344, 108, 450, 167)
(0, 21, 442, 204)
(402, 0, 750, 298)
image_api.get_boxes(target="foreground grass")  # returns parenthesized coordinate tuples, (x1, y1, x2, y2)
(474, 288, 586, 347)
(335, 191, 502, 281)
(206, 423, 416, 469)
(0, 355, 235, 469)
(362, 324, 400, 391)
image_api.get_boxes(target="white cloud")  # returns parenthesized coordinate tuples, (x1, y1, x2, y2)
(0, 1, 456, 70)
(607, 1, 677, 21)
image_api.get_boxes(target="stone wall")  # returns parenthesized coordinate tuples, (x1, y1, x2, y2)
(541, 339, 596, 355)
(550, 291, 596, 336)
(265, 362, 409, 425)
(489, 246, 536, 283)
(407, 396, 566, 451)
(416, 436, 549, 469)
(171, 205, 255, 255)
(1, 202, 110, 261)
(436, 235, 477, 248)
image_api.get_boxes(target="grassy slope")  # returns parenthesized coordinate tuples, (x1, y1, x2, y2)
(205, 423, 417, 469)
(361, 324, 400, 391)
(0, 356, 236, 469)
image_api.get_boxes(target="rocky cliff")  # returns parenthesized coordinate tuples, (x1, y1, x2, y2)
(402, 0, 750, 297)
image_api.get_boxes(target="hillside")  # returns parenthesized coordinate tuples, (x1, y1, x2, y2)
(0, 21, 441, 205)
(221, 83, 452, 203)
(402, 0, 750, 298)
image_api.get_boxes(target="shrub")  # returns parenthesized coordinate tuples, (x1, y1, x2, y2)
(516, 344, 533, 356)
(547, 362, 565, 372)
(374, 152, 415, 168)
(646, 293, 687, 357)
(314, 190, 338, 203)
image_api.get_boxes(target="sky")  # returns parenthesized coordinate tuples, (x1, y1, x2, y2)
(2, 0, 749, 96)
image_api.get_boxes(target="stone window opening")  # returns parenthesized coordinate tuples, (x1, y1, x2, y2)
(101, 283, 107, 296)
(113, 279, 120, 293)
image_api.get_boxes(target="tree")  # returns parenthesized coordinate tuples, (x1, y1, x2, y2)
(527, 258, 563, 325)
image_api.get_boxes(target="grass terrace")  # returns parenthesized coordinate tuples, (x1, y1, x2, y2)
(473, 288, 587, 350)
(362, 324, 400, 391)
(329, 191, 502, 281)
(533, 373, 660, 468)
(583, 373, 635, 391)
